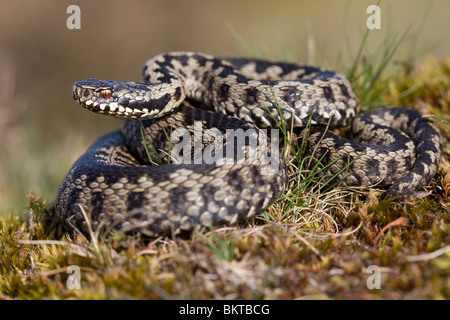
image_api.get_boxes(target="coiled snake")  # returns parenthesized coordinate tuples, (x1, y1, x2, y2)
(52, 52, 442, 238)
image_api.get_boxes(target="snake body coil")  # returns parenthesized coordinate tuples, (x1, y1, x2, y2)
(53, 52, 442, 238)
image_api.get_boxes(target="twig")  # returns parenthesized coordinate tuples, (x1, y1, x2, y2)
(406, 245, 450, 262)
(373, 217, 408, 244)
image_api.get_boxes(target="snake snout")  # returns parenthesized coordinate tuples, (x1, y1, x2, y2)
(72, 83, 83, 100)
(72, 82, 96, 104)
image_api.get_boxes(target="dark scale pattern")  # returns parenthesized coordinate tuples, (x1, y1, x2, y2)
(55, 144, 286, 238)
(54, 52, 443, 238)
(219, 83, 230, 100)
(322, 86, 334, 102)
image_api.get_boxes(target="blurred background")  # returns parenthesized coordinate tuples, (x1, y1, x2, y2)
(0, 0, 449, 214)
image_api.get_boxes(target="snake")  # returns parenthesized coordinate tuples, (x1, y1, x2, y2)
(52, 52, 442, 238)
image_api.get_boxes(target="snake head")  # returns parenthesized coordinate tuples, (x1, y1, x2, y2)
(72, 78, 170, 119)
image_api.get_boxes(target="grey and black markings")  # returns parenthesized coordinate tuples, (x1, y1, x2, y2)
(54, 52, 442, 238)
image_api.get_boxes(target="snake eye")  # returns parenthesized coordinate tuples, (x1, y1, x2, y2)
(100, 89, 112, 99)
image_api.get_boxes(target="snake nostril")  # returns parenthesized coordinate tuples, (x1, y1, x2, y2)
(82, 89, 92, 99)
